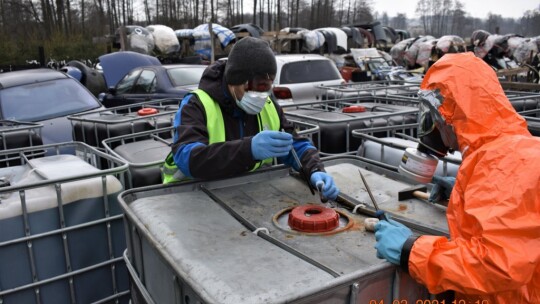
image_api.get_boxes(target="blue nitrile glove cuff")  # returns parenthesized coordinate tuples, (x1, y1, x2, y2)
(429, 175, 456, 204)
(375, 210, 388, 221)
(310, 171, 339, 200)
(251, 130, 293, 160)
(374, 218, 413, 265)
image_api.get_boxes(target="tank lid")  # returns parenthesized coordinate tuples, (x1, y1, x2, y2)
(342, 105, 366, 113)
(288, 205, 339, 233)
(138, 107, 159, 116)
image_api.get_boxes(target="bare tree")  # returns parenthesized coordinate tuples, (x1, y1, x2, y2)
(380, 12, 388, 25)
(253, 0, 257, 24)
(142, 0, 150, 23)
(308, 0, 313, 28)
(520, 7, 540, 36)
(450, 0, 466, 37)
(354, 0, 373, 24)
(486, 13, 503, 34)
(266, 0, 271, 30)
(80, 0, 85, 33)
(391, 13, 407, 30)
(416, 0, 430, 35)
(277, 0, 281, 29)
(295, 0, 301, 27)
(210, 0, 214, 22)
(55, 0, 63, 32)
(346, 0, 351, 24)
(0, 0, 4, 34)
(2, 0, 539, 67)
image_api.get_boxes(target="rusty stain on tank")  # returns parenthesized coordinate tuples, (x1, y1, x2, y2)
(347, 218, 364, 232)
(397, 203, 407, 211)
(280, 198, 299, 206)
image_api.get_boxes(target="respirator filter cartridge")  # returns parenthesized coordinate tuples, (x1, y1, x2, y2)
(398, 147, 439, 183)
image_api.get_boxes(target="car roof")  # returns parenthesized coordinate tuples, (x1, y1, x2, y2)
(274, 54, 331, 64)
(162, 64, 208, 69)
(129, 64, 207, 72)
(0, 69, 69, 89)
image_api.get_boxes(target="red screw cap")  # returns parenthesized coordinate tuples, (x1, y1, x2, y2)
(138, 108, 158, 116)
(288, 205, 339, 233)
(342, 105, 366, 113)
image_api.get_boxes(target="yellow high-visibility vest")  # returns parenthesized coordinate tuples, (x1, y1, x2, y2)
(162, 89, 280, 184)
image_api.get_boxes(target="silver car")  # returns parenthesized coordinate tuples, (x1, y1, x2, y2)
(272, 54, 345, 105)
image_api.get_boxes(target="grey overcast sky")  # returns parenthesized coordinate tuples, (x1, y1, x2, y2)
(371, 0, 539, 19)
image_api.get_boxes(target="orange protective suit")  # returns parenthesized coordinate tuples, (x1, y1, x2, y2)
(409, 52, 540, 303)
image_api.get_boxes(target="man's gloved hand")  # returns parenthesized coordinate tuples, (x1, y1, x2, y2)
(429, 175, 456, 204)
(251, 131, 293, 160)
(374, 218, 412, 265)
(310, 172, 339, 200)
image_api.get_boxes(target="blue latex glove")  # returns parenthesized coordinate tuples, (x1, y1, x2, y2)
(251, 131, 293, 160)
(374, 218, 412, 265)
(310, 172, 339, 200)
(429, 175, 456, 204)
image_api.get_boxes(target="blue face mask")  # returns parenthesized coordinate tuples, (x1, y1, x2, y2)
(235, 91, 270, 115)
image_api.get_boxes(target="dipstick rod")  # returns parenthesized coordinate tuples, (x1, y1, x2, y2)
(358, 169, 388, 221)
(282, 128, 316, 196)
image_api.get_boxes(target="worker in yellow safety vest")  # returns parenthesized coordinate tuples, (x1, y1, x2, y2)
(162, 37, 339, 201)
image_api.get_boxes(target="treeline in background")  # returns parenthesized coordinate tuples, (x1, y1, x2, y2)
(0, 0, 539, 65)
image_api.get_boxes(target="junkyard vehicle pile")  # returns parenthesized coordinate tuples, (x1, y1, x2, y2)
(53, 22, 539, 107)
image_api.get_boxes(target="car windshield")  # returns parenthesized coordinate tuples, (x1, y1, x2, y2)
(168, 67, 206, 87)
(0, 78, 101, 121)
(280, 60, 341, 84)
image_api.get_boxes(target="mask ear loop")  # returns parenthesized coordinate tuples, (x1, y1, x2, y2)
(230, 86, 239, 102)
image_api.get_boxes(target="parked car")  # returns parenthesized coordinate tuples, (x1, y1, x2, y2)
(97, 51, 207, 108)
(98, 64, 207, 108)
(0, 68, 104, 146)
(271, 54, 345, 105)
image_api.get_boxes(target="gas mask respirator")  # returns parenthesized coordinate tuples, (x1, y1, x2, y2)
(398, 90, 459, 183)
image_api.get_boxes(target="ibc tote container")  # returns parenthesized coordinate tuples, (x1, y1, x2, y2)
(118, 156, 450, 303)
(68, 100, 178, 151)
(0, 142, 130, 304)
(0, 120, 43, 167)
(284, 101, 419, 154)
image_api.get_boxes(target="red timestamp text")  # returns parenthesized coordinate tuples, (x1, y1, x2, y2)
(368, 300, 489, 304)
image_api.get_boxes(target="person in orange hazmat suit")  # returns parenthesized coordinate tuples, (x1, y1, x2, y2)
(374, 52, 540, 303)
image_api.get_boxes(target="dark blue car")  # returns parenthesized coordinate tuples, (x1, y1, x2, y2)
(97, 52, 207, 108)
